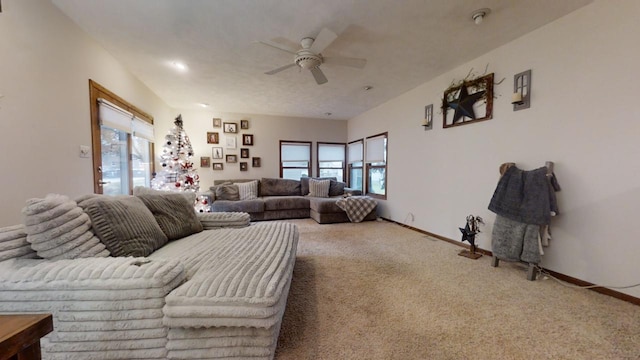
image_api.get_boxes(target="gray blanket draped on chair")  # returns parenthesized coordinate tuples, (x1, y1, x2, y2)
(488, 165, 561, 263)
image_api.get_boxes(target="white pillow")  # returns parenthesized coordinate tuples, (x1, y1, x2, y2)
(234, 180, 259, 200)
(308, 179, 331, 198)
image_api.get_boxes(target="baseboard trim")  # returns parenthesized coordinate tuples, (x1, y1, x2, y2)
(381, 217, 640, 306)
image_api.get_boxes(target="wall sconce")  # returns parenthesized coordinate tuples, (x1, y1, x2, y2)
(512, 70, 531, 111)
(423, 104, 433, 130)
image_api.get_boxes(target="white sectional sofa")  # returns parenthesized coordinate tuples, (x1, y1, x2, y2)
(0, 192, 298, 359)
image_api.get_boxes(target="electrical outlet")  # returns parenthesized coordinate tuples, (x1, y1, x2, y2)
(79, 145, 91, 158)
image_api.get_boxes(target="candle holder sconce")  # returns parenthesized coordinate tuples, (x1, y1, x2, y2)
(422, 104, 433, 130)
(512, 70, 531, 111)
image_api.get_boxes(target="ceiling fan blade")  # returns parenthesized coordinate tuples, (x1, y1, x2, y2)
(265, 63, 297, 75)
(323, 56, 367, 69)
(309, 28, 338, 54)
(310, 67, 328, 85)
(256, 40, 297, 55)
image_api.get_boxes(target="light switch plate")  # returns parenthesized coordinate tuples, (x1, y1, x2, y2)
(79, 145, 91, 158)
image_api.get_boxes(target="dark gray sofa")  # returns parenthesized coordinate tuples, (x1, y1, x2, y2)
(204, 178, 377, 224)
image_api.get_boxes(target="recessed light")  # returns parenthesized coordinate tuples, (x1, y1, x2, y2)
(172, 61, 188, 71)
(199, 103, 209, 108)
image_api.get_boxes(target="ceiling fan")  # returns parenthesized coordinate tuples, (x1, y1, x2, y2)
(258, 28, 367, 85)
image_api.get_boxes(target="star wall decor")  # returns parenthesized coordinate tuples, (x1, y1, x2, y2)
(448, 85, 486, 124)
(442, 73, 494, 128)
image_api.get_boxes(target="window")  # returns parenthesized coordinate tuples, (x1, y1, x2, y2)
(280, 141, 311, 180)
(317, 142, 346, 182)
(347, 139, 363, 191)
(365, 133, 387, 199)
(90, 80, 155, 195)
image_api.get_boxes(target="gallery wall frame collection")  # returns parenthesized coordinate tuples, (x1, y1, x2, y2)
(207, 117, 261, 172)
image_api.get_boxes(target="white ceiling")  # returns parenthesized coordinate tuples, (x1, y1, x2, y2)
(52, 0, 591, 120)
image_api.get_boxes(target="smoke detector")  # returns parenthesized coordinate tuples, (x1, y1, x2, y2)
(471, 8, 491, 25)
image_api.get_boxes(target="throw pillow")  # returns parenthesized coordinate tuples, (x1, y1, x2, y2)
(301, 177, 336, 195)
(234, 180, 258, 200)
(79, 195, 168, 257)
(137, 193, 203, 240)
(22, 194, 110, 260)
(308, 179, 331, 198)
(215, 184, 240, 201)
(329, 181, 346, 197)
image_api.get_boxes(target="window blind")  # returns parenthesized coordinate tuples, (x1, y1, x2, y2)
(132, 117, 155, 142)
(281, 143, 310, 162)
(365, 135, 386, 163)
(347, 141, 363, 163)
(98, 98, 132, 133)
(318, 144, 345, 162)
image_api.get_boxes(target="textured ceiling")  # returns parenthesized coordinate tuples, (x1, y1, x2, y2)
(52, 0, 591, 120)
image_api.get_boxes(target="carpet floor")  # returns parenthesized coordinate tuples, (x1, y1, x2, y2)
(275, 219, 640, 360)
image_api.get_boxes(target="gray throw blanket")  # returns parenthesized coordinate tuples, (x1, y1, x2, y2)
(488, 165, 559, 225)
(491, 215, 541, 264)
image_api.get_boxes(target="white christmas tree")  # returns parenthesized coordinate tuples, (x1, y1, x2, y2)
(151, 114, 201, 193)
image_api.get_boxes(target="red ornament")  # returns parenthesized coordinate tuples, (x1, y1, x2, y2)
(175, 182, 181, 188)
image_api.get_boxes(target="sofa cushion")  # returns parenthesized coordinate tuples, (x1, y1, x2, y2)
(263, 196, 310, 211)
(22, 194, 110, 260)
(153, 221, 298, 329)
(300, 177, 336, 195)
(308, 178, 331, 198)
(260, 178, 301, 196)
(235, 180, 258, 200)
(215, 184, 240, 201)
(137, 193, 203, 240)
(211, 199, 265, 213)
(80, 195, 168, 257)
(0, 224, 37, 261)
(309, 197, 345, 213)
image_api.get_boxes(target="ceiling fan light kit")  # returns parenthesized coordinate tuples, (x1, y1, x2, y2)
(260, 27, 367, 85)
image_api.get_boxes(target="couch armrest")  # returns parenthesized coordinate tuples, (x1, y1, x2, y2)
(344, 187, 363, 196)
(200, 190, 215, 203)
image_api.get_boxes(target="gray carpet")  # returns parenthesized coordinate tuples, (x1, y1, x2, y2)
(275, 219, 640, 360)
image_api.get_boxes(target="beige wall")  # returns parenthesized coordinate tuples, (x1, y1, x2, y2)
(0, 0, 172, 226)
(348, 0, 640, 298)
(167, 109, 347, 190)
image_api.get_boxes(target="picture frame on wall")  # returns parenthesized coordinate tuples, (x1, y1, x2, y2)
(226, 136, 236, 149)
(252, 157, 261, 168)
(212, 147, 223, 159)
(207, 132, 219, 144)
(442, 73, 494, 129)
(212, 118, 222, 128)
(223, 122, 238, 133)
(240, 119, 249, 129)
(226, 154, 238, 163)
(240, 162, 248, 171)
(242, 134, 254, 146)
(212, 163, 223, 170)
(240, 148, 249, 158)
(200, 156, 211, 167)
